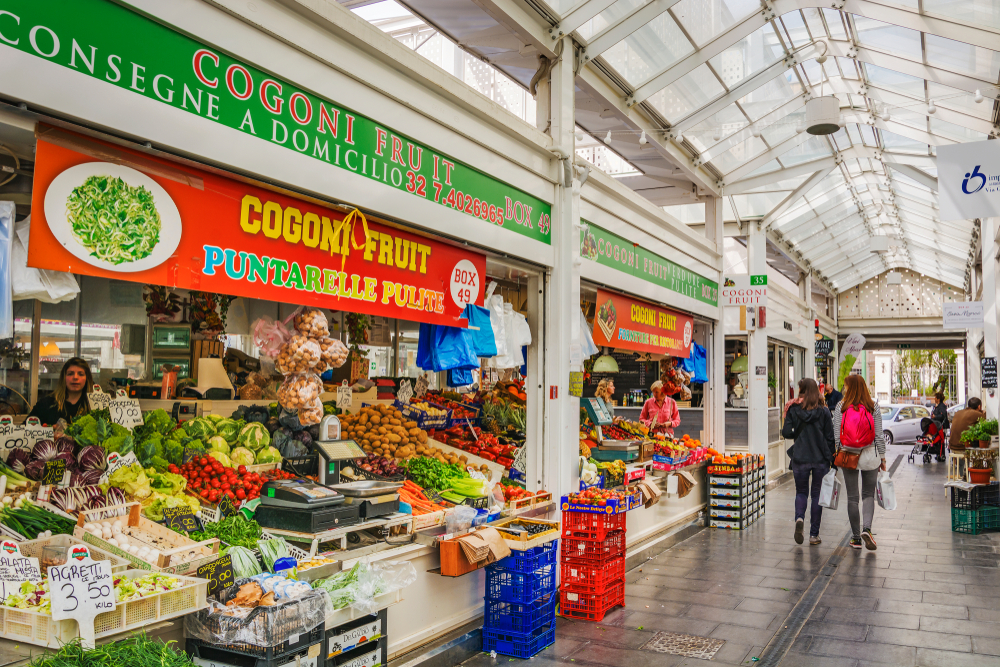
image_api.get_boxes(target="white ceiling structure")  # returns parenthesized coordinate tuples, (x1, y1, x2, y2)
(379, 0, 999, 294)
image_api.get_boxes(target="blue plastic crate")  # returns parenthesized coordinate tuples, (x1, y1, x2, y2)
(484, 595, 556, 634)
(485, 563, 555, 604)
(492, 540, 558, 573)
(482, 623, 555, 659)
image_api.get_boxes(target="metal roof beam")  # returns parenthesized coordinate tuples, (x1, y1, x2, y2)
(762, 164, 839, 229)
(840, 0, 1000, 52)
(725, 131, 815, 183)
(551, 0, 618, 39)
(579, 0, 682, 58)
(828, 41, 997, 94)
(887, 163, 937, 192)
(726, 156, 837, 194)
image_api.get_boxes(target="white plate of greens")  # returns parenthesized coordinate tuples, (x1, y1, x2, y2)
(44, 162, 182, 272)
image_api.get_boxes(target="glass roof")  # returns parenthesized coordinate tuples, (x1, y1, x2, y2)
(543, 0, 998, 291)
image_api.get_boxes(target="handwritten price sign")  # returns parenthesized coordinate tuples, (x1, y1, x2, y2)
(110, 399, 144, 430)
(88, 387, 112, 411)
(337, 380, 353, 409)
(196, 554, 233, 595)
(49, 545, 114, 648)
(0, 417, 28, 462)
(0, 540, 41, 604)
(162, 507, 201, 533)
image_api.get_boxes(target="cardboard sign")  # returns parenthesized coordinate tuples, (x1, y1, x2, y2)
(217, 494, 238, 519)
(0, 418, 28, 462)
(328, 617, 382, 658)
(24, 418, 54, 451)
(337, 381, 353, 409)
(49, 545, 115, 648)
(591, 288, 693, 358)
(396, 379, 414, 405)
(511, 444, 527, 476)
(0, 540, 42, 604)
(42, 459, 68, 486)
(110, 399, 144, 429)
(414, 373, 429, 398)
(983, 357, 998, 389)
(88, 387, 112, 411)
(162, 507, 201, 533)
(196, 554, 234, 595)
(100, 451, 139, 485)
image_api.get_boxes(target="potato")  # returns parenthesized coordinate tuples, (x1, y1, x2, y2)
(389, 418, 401, 426)
(387, 434, 402, 443)
(359, 414, 369, 425)
(459, 455, 468, 463)
(370, 414, 381, 425)
(417, 432, 428, 444)
(404, 420, 418, 429)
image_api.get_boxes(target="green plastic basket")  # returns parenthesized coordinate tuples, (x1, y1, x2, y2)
(951, 506, 1000, 535)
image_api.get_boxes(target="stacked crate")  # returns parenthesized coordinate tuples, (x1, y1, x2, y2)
(951, 482, 1000, 535)
(558, 511, 626, 621)
(707, 454, 765, 530)
(482, 541, 558, 658)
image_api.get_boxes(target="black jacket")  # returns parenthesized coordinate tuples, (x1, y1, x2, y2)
(782, 404, 836, 465)
(825, 389, 843, 412)
(27, 394, 89, 427)
(932, 403, 949, 429)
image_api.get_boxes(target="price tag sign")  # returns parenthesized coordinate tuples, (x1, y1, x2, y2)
(0, 540, 42, 604)
(99, 451, 138, 485)
(183, 448, 202, 465)
(337, 380, 353, 409)
(511, 444, 527, 475)
(24, 418, 54, 451)
(196, 554, 234, 595)
(217, 494, 238, 518)
(49, 545, 114, 648)
(42, 459, 67, 486)
(466, 466, 487, 480)
(414, 373, 429, 398)
(110, 399, 144, 430)
(0, 417, 27, 462)
(162, 507, 201, 533)
(88, 387, 111, 412)
(397, 379, 414, 405)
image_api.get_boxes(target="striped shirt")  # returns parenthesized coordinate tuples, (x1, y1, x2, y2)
(832, 400, 886, 459)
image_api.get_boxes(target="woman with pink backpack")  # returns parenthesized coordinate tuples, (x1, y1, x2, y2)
(832, 375, 887, 550)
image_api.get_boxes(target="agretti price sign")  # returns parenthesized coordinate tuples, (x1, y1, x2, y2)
(0, 0, 550, 244)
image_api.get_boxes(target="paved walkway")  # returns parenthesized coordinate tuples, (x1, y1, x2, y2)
(464, 443, 1000, 666)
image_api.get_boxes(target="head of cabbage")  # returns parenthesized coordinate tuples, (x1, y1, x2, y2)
(230, 447, 256, 467)
(183, 418, 217, 439)
(238, 422, 271, 452)
(207, 436, 230, 455)
(255, 446, 281, 464)
(208, 450, 232, 467)
(216, 418, 241, 444)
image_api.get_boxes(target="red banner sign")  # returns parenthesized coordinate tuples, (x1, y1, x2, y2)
(591, 289, 692, 358)
(28, 131, 485, 326)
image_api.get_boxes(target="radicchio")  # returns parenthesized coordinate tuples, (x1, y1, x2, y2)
(54, 436, 75, 455)
(24, 459, 46, 481)
(30, 439, 58, 462)
(77, 445, 107, 472)
(6, 448, 30, 474)
(70, 469, 102, 487)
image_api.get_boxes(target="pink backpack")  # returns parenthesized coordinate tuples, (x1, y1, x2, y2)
(841, 404, 875, 448)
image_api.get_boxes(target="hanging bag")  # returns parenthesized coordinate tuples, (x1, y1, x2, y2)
(876, 471, 896, 511)
(818, 468, 841, 510)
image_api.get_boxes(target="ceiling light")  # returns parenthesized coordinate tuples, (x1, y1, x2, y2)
(795, 121, 805, 134)
(592, 348, 619, 373)
(639, 130, 647, 145)
(974, 89, 984, 103)
(805, 96, 840, 134)
(604, 130, 612, 143)
(881, 108, 890, 121)
(713, 129, 722, 141)
(751, 124, 761, 138)
(575, 132, 585, 142)
(927, 100, 936, 115)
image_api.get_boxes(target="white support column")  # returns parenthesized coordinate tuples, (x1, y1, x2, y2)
(746, 222, 769, 460)
(833, 294, 840, 390)
(982, 217, 998, 419)
(804, 272, 816, 381)
(526, 274, 544, 491)
(968, 266, 982, 402)
(543, 37, 581, 497)
(705, 196, 726, 452)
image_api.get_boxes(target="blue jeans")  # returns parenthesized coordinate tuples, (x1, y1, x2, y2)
(791, 461, 829, 537)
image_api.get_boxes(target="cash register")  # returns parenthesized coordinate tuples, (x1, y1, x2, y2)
(255, 478, 360, 533)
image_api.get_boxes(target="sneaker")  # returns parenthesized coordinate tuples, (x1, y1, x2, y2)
(794, 518, 804, 545)
(849, 538, 863, 550)
(810, 536, 822, 545)
(862, 529, 877, 551)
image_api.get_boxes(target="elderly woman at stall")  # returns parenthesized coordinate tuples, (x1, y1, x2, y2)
(594, 378, 622, 423)
(639, 380, 680, 436)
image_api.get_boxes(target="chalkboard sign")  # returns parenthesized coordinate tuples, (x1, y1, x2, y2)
(983, 357, 997, 389)
(196, 554, 234, 595)
(183, 448, 202, 465)
(815, 339, 833, 357)
(162, 507, 201, 533)
(42, 459, 67, 486)
(217, 494, 238, 518)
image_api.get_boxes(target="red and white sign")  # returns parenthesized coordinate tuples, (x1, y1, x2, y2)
(591, 289, 692, 358)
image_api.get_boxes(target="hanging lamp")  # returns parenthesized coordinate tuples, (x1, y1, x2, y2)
(593, 348, 619, 373)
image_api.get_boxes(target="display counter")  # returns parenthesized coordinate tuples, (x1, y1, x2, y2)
(615, 406, 705, 437)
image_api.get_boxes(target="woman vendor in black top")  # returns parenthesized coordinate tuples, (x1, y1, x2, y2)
(28, 357, 94, 426)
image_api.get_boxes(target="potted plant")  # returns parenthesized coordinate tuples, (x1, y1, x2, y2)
(961, 420, 984, 448)
(979, 419, 999, 448)
(966, 448, 998, 484)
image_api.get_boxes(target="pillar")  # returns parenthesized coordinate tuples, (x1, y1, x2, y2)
(804, 272, 815, 381)
(542, 37, 581, 496)
(982, 217, 998, 419)
(704, 197, 726, 452)
(746, 222, 769, 459)
(968, 265, 982, 402)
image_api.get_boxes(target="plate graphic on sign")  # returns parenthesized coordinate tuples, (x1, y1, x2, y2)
(44, 163, 182, 273)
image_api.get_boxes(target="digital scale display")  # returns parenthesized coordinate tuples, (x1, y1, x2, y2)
(581, 397, 613, 425)
(316, 439, 365, 461)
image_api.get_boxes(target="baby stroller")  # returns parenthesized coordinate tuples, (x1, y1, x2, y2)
(909, 417, 946, 464)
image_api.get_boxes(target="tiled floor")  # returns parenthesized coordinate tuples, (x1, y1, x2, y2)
(462, 444, 1000, 666)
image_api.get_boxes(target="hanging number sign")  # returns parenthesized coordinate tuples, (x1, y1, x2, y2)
(0, 540, 41, 604)
(397, 379, 414, 404)
(414, 373, 429, 398)
(337, 380, 353, 410)
(49, 545, 114, 649)
(110, 391, 144, 430)
(88, 386, 111, 412)
(0, 416, 27, 462)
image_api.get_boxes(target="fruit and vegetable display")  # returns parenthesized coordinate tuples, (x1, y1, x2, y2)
(1, 572, 190, 615)
(0, 500, 77, 539)
(297, 555, 337, 572)
(341, 403, 428, 459)
(312, 559, 417, 612)
(499, 483, 539, 504)
(397, 480, 450, 515)
(398, 456, 466, 492)
(170, 458, 266, 506)
(349, 454, 404, 479)
(80, 517, 206, 567)
(563, 487, 633, 507)
(433, 426, 517, 466)
(24, 634, 198, 667)
(190, 514, 263, 551)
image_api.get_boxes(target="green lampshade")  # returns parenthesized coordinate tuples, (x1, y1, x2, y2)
(593, 354, 619, 373)
(730, 355, 749, 373)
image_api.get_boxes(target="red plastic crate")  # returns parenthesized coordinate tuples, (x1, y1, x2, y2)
(560, 533, 625, 563)
(561, 511, 626, 541)
(560, 555, 625, 591)
(559, 578, 625, 622)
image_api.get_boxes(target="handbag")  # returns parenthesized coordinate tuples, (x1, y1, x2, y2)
(834, 448, 860, 470)
(818, 469, 841, 510)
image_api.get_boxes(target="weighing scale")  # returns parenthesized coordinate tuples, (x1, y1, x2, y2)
(313, 415, 366, 485)
(255, 478, 361, 533)
(581, 396, 640, 460)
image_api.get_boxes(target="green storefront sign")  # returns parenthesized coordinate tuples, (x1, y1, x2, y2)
(0, 0, 551, 243)
(580, 222, 718, 306)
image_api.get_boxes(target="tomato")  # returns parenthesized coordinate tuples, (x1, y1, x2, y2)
(235, 489, 246, 500)
(237, 465, 248, 475)
(199, 458, 209, 467)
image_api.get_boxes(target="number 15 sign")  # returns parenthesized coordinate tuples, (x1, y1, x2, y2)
(49, 545, 114, 648)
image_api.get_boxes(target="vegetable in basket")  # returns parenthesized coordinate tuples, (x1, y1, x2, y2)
(0, 500, 77, 539)
(25, 634, 197, 667)
(227, 546, 262, 578)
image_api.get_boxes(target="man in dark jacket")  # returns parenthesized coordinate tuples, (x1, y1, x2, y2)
(783, 392, 836, 546)
(824, 384, 843, 411)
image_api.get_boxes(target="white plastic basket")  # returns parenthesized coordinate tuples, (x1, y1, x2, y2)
(18, 534, 131, 574)
(0, 569, 208, 648)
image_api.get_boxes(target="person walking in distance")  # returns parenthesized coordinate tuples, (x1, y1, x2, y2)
(833, 375, 886, 551)
(782, 378, 835, 545)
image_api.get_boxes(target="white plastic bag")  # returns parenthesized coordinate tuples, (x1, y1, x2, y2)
(876, 470, 896, 511)
(818, 468, 841, 510)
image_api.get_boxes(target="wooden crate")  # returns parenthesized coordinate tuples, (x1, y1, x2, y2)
(489, 517, 560, 550)
(74, 502, 220, 574)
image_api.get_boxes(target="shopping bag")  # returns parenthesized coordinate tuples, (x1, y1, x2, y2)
(818, 469, 841, 510)
(876, 471, 896, 511)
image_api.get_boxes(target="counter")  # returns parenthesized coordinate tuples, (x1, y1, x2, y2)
(615, 406, 705, 438)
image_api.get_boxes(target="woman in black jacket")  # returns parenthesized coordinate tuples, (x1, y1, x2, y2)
(930, 391, 950, 462)
(782, 378, 836, 545)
